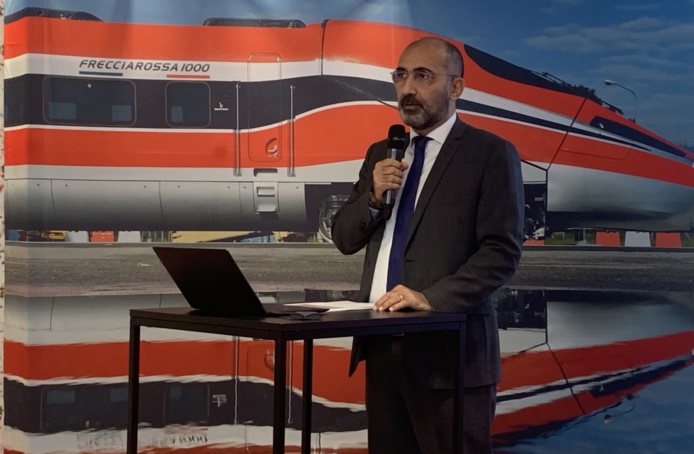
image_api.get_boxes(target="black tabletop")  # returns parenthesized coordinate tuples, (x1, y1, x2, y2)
(130, 307, 467, 340)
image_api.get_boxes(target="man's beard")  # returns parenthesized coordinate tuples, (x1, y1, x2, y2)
(398, 92, 450, 130)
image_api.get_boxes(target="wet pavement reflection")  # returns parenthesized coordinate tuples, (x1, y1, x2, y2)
(4, 288, 693, 453)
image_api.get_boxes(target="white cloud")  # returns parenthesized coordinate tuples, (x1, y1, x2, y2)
(596, 54, 694, 86)
(524, 27, 605, 53)
(524, 18, 694, 54)
(292, 0, 406, 23)
(540, 0, 585, 14)
(615, 3, 660, 11)
(598, 63, 683, 83)
(591, 52, 693, 130)
(620, 16, 663, 30)
(600, 53, 684, 69)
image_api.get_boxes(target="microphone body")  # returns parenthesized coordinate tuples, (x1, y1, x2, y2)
(384, 146, 405, 207)
(384, 125, 410, 215)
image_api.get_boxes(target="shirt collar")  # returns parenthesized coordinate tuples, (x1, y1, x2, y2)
(409, 113, 457, 145)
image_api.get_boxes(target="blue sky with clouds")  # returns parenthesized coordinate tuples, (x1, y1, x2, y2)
(6, 0, 694, 146)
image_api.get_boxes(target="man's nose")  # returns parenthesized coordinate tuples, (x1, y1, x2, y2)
(399, 74, 417, 94)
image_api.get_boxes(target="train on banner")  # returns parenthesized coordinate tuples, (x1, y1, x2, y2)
(4, 289, 694, 453)
(5, 7, 694, 240)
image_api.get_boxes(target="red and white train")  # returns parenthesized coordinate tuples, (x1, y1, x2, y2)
(5, 7, 694, 237)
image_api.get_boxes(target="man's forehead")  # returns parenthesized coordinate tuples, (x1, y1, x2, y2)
(398, 42, 446, 69)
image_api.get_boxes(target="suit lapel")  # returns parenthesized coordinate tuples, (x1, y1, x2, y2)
(407, 119, 468, 242)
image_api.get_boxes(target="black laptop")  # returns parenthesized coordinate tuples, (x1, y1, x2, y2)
(153, 246, 329, 317)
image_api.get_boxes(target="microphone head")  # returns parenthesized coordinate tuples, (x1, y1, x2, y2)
(387, 124, 409, 150)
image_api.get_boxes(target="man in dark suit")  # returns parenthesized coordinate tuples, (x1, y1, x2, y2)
(331, 36, 524, 453)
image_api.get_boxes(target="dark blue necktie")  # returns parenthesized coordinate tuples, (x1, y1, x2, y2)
(386, 136, 430, 291)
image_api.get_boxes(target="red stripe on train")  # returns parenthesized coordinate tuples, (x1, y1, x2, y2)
(4, 339, 365, 404)
(499, 331, 694, 392)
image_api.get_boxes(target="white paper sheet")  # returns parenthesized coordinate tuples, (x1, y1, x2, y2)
(286, 300, 372, 312)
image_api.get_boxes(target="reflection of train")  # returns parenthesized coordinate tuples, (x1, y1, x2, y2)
(5, 7, 694, 238)
(4, 289, 694, 453)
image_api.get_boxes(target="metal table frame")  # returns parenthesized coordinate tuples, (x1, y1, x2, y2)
(127, 307, 467, 453)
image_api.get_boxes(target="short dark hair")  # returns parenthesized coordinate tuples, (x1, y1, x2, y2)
(441, 39, 464, 78)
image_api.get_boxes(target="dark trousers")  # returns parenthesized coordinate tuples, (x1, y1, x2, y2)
(365, 336, 496, 454)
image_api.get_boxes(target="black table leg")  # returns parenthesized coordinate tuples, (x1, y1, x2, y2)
(126, 320, 141, 454)
(301, 339, 313, 453)
(273, 338, 287, 454)
(453, 322, 466, 454)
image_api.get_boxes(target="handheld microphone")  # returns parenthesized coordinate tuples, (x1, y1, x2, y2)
(384, 124, 410, 212)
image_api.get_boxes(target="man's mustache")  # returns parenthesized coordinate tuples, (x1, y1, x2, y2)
(399, 94, 422, 108)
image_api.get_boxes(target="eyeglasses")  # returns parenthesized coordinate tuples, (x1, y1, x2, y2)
(390, 68, 459, 86)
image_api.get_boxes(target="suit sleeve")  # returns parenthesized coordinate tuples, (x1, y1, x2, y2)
(331, 143, 386, 255)
(423, 139, 524, 313)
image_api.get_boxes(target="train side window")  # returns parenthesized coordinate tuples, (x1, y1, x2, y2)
(45, 389, 76, 405)
(3, 379, 23, 427)
(49, 102, 77, 120)
(110, 386, 128, 403)
(5, 77, 25, 126)
(43, 77, 136, 126)
(41, 389, 79, 431)
(165, 382, 209, 424)
(40, 385, 127, 432)
(166, 82, 211, 127)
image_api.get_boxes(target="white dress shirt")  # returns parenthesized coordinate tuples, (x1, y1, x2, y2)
(368, 113, 458, 303)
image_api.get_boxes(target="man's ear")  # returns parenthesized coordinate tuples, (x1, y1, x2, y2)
(450, 77, 465, 99)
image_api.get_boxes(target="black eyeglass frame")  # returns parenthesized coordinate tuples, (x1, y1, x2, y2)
(390, 68, 460, 85)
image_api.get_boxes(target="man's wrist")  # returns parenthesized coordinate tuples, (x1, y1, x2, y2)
(368, 190, 383, 210)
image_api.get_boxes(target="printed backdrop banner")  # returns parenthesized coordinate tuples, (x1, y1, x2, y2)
(4, 0, 694, 243)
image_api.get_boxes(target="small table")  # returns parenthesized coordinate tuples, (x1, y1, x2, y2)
(127, 307, 467, 453)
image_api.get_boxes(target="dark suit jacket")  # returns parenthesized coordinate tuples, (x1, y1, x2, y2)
(331, 118, 524, 389)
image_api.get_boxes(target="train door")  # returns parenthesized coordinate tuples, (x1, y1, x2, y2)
(243, 53, 290, 215)
(245, 53, 286, 165)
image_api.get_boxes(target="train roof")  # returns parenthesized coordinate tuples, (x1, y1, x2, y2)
(5, 7, 102, 23)
(5, 7, 305, 28)
(203, 18, 306, 28)
(463, 44, 607, 107)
